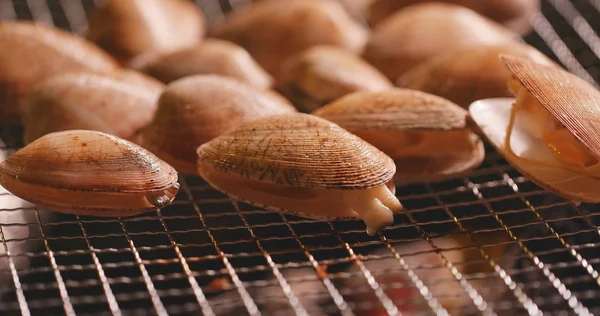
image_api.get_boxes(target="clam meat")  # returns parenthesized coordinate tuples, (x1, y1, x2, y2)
(196, 113, 402, 235)
(314, 89, 485, 183)
(0, 130, 179, 216)
(470, 55, 600, 202)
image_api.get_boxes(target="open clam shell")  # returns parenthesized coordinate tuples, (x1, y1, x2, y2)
(197, 113, 402, 235)
(278, 45, 393, 112)
(0, 130, 179, 216)
(362, 2, 518, 80)
(313, 89, 485, 183)
(211, 0, 369, 79)
(129, 39, 273, 89)
(86, 0, 205, 64)
(138, 75, 296, 175)
(397, 43, 556, 108)
(23, 70, 164, 144)
(0, 21, 119, 123)
(470, 56, 600, 202)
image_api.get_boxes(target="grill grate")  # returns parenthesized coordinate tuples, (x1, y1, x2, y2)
(1, 0, 600, 315)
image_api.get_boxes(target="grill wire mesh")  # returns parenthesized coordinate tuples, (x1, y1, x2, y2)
(1, 0, 600, 315)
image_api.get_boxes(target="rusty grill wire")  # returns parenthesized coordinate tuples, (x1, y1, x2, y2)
(1, 0, 600, 315)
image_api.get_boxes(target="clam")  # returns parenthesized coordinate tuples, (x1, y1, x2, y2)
(23, 70, 164, 144)
(278, 45, 393, 112)
(211, 0, 369, 79)
(313, 89, 484, 183)
(398, 43, 556, 108)
(469, 55, 600, 202)
(196, 113, 402, 235)
(0, 130, 179, 216)
(369, 0, 540, 35)
(129, 39, 273, 89)
(0, 21, 119, 123)
(362, 2, 518, 80)
(86, 0, 205, 64)
(138, 75, 296, 175)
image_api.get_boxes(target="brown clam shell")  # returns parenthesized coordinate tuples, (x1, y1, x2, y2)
(0, 130, 179, 216)
(197, 113, 396, 189)
(313, 89, 485, 182)
(362, 3, 518, 80)
(398, 43, 556, 108)
(278, 45, 393, 112)
(23, 70, 164, 144)
(138, 75, 296, 175)
(86, 0, 205, 64)
(501, 55, 600, 162)
(0, 21, 119, 123)
(211, 0, 369, 80)
(130, 39, 273, 89)
(369, 0, 540, 35)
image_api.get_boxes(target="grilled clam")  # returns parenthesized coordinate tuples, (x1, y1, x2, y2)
(362, 2, 518, 80)
(398, 43, 555, 108)
(129, 39, 273, 89)
(313, 89, 484, 183)
(0, 21, 119, 123)
(369, 0, 540, 35)
(86, 0, 205, 64)
(0, 130, 179, 216)
(138, 75, 296, 175)
(470, 55, 600, 202)
(212, 0, 369, 79)
(278, 46, 393, 112)
(23, 70, 164, 144)
(196, 113, 402, 235)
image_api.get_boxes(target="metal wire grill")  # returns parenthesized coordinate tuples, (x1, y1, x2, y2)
(1, 0, 600, 315)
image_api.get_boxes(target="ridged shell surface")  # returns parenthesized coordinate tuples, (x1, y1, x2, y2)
(501, 55, 600, 161)
(0, 21, 119, 122)
(139, 75, 296, 174)
(313, 89, 467, 131)
(197, 113, 396, 189)
(23, 70, 164, 144)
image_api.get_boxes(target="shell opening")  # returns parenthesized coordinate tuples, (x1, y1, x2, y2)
(505, 80, 600, 176)
(343, 185, 402, 235)
(144, 183, 180, 208)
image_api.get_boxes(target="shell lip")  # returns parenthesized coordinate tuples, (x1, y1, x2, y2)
(469, 97, 600, 203)
(499, 54, 600, 162)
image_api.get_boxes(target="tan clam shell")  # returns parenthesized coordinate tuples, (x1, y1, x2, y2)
(211, 0, 369, 79)
(398, 43, 556, 108)
(196, 113, 402, 234)
(0, 21, 119, 123)
(129, 39, 273, 89)
(369, 0, 540, 35)
(23, 70, 164, 144)
(278, 45, 393, 112)
(362, 2, 518, 80)
(86, 0, 205, 64)
(313, 89, 485, 183)
(0, 130, 179, 216)
(138, 75, 296, 175)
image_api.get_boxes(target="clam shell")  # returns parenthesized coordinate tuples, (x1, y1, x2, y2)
(0, 130, 179, 216)
(0, 21, 119, 123)
(86, 0, 205, 64)
(23, 70, 164, 144)
(130, 39, 273, 89)
(470, 98, 600, 202)
(369, 0, 540, 35)
(212, 0, 369, 79)
(313, 89, 485, 182)
(138, 75, 296, 175)
(278, 45, 393, 112)
(500, 55, 600, 162)
(398, 43, 556, 108)
(362, 2, 518, 80)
